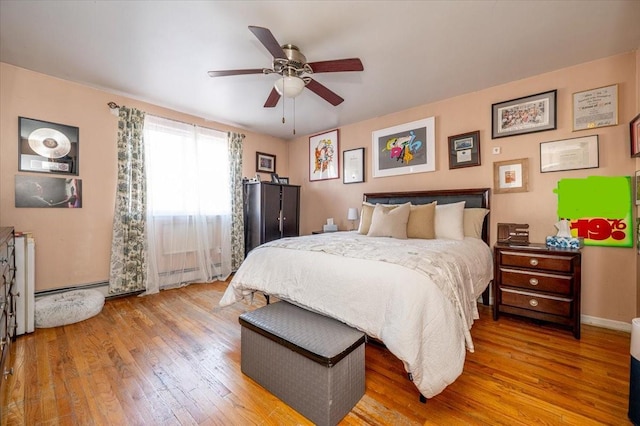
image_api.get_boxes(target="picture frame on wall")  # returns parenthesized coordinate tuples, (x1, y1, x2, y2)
(491, 90, 557, 139)
(309, 129, 339, 181)
(372, 117, 435, 178)
(630, 113, 640, 158)
(540, 135, 599, 173)
(18, 116, 79, 175)
(343, 147, 365, 184)
(15, 175, 82, 208)
(493, 158, 529, 194)
(572, 84, 618, 131)
(448, 130, 480, 169)
(256, 151, 276, 173)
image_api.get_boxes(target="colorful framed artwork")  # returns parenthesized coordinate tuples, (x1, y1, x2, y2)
(631, 113, 640, 158)
(343, 147, 364, 184)
(256, 151, 276, 173)
(493, 158, 529, 194)
(573, 84, 618, 131)
(372, 117, 435, 178)
(309, 129, 339, 181)
(15, 175, 82, 208)
(448, 130, 480, 169)
(18, 117, 79, 175)
(635, 170, 640, 206)
(540, 135, 599, 173)
(491, 90, 557, 139)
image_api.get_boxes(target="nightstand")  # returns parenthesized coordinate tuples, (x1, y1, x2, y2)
(493, 243, 582, 339)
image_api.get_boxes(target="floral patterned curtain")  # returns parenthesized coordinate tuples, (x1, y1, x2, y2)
(108, 106, 148, 294)
(228, 131, 245, 271)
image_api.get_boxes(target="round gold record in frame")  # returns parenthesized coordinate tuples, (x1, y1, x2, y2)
(28, 128, 72, 158)
(18, 117, 79, 175)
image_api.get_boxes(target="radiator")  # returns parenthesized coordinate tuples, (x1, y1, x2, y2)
(15, 235, 35, 335)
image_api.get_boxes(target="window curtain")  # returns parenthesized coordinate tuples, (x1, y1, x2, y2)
(108, 106, 148, 295)
(228, 131, 245, 271)
(143, 115, 232, 295)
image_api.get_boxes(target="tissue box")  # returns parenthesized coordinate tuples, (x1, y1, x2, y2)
(323, 224, 338, 232)
(545, 236, 584, 249)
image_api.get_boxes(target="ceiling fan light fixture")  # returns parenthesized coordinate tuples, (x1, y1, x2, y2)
(274, 76, 305, 98)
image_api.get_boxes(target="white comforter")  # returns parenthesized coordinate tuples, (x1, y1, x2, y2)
(220, 232, 493, 398)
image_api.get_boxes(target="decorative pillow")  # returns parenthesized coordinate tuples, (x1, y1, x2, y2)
(463, 208, 489, 239)
(406, 202, 437, 239)
(358, 202, 397, 234)
(367, 202, 411, 239)
(435, 201, 466, 240)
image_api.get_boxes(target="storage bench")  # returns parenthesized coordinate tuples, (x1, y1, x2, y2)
(239, 301, 366, 426)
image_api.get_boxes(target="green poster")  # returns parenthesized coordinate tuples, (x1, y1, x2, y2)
(554, 176, 633, 247)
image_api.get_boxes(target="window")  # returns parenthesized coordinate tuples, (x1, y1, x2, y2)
(144, 115, 230, 216)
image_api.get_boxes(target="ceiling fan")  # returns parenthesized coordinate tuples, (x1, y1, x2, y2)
(208, 26, 364, 108)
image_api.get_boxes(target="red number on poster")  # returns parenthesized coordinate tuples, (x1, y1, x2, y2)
(571, 218, 627, 241)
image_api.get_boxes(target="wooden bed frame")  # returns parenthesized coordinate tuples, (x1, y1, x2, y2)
(363, 188, 491, 305)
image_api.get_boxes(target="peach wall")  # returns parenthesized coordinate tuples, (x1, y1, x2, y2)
(288, 52, 638, 323)
(0, 63, 288, 292)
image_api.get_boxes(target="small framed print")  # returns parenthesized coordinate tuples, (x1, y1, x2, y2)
(278, 176, 289, 184)
(343, 147, 364, 184)
(448, 131, 480, 169)
(493, 158, 529, 194)
(635, 171, 640, 206)
(256, 152, 276, 173)
(18, 117, 79, 175)
(573, 84, 618, 131)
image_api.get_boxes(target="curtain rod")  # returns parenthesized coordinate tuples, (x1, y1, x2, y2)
(106, 101, 244, 138)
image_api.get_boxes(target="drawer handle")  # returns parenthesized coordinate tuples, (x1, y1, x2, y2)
(529, 299, 539, 307)
(529, 258, 539, 266)
(529, 278, 539, 286)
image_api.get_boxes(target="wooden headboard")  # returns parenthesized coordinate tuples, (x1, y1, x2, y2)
(364, 188, 492, 304)
(363, 187, 491, 244)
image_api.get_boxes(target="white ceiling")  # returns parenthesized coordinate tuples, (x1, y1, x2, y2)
(1, 1, 639, 140)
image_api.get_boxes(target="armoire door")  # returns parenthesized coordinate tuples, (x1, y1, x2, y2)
(281, 185, 300, 238)
(262, 183, 282, 243)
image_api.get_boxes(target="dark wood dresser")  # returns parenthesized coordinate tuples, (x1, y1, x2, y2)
(0, 227, 16, 396)
(493, 243, 582, 339)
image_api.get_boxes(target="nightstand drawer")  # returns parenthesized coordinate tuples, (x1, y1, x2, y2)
(501, 288, 572, 317)
(500, 268, 572, 296)
(500, 251, 574, 273)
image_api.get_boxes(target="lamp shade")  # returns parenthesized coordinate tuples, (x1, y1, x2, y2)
(274, 76, 305, 98)
(347, 207, 359, 221)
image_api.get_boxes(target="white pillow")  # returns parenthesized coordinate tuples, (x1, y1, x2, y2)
(435, 201, 466, 240)
(358, 202, 398, 234)
(367, 202, 411, 239)
(463, 208, 489, 239)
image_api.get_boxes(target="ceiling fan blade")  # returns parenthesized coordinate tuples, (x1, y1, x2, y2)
(248, 26, 286, 59)
(208, 69, 264, 77)
(308, 58, 364, 73)
(264, 87, 281, 108)
(305, 79, 344, 106)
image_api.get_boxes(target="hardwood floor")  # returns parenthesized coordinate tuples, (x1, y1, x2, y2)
(2, 281, 632, 425)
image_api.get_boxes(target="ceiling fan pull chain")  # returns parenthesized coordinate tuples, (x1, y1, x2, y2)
(282, 75, 286, 124)
(293, 98, 296, 135)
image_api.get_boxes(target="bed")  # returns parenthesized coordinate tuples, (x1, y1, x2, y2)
(220, 188, 493, 399)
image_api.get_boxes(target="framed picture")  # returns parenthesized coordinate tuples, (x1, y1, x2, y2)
(493, 158, 529, 194)
(343, 147, 364, 184)
(448, 130, 480, 169)
(372, 117, 435, 178)
(630, 113, 640, 158)
(256, 151, 276, 173)
(309, 129, 339, 181)
(491, 90, 557, 139)
(540, 135, 599, 173)
(573, 84, 618, 131)
(15, 175, 82, 208)
(278, 176, 289, 184)
(636, 171, 640, 206)
(18, 117, 79, 175)
(270, 173, 279, 183)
